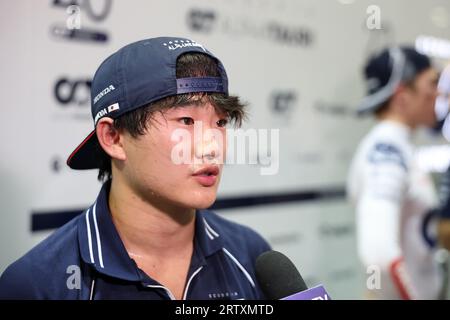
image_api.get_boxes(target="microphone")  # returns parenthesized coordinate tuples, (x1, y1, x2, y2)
(255, 250, 331, 300)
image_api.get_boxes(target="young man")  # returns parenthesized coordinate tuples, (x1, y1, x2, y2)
(435, 64, 450, 252)
(347, 47, 442, 299)
(0, 37, 271, 299)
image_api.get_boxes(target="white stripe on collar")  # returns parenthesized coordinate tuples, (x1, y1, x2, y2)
(183, 266, 204, 300)
(203, 218, 219, 238)
(89, 278, 96, 300)
(204, 225, 215, 240)
(146, 285, 176, 300)
(92, 202, 104, 268)
(222, 248, 256, 288)
(85, 209, 95, 264)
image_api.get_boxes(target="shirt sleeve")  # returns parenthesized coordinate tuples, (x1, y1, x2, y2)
(357, 142, 418, 299)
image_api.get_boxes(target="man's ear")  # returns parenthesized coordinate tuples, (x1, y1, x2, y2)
(96, 117, 127, 161)
(392, 84, 409, 109)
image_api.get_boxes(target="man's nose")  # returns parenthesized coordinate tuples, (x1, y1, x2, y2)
(203, 139, 220, 160)
(194, 130, 222, 161)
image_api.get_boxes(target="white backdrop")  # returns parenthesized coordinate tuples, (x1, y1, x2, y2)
(1, 0, 450, 299)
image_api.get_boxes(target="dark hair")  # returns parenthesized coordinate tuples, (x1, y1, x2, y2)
(97, 53, 247, 181)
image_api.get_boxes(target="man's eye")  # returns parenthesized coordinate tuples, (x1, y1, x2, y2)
(180, 117, 194, 125)
(217, 119, 228, 127)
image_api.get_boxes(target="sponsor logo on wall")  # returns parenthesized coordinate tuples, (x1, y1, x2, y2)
(54, 77, 91, 106)
(51, 155, 66, 173)
(313, 101, 353, 117)
(50, 77, 92, 175)
(270, 90, 298, 127)
(187, 8, 314, 47)
(48, 1, 113, 175)
(271, 91, 298, 115)
(50, 0, 112, 43)
(50, 0, 113, 117)
(318, 222, 353, 239)
(53, 77, 92, 121)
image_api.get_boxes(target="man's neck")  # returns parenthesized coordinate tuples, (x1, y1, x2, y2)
(107, 178, 196, 258)
(377, 107, 416, 130)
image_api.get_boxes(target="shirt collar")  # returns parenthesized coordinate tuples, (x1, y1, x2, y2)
(379, 119, 412, 140)
(78, 181, 224, 282)
(194, 209, 224, 258)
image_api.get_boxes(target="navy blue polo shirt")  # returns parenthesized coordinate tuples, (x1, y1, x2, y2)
(0, 182, 271, 300)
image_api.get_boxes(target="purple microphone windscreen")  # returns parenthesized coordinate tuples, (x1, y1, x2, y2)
(255, 250, 308, 300)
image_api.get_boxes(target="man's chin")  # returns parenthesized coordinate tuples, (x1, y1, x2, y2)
(190, 195, 217, 210)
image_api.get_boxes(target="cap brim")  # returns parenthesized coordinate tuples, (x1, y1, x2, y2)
(67, 130, 102, 170)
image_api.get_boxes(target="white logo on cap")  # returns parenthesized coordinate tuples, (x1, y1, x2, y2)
(162, 39, 206, 52)
(94, 103, 120, 125)
(93, 85, 115, 105)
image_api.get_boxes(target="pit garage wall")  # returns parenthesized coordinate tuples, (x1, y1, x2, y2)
(1, 0, 449, 299)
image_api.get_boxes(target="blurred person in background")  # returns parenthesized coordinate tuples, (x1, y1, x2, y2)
(347, 46, 443, 299)
(433, 64, 450, 299)
(435, 65, 450, 252)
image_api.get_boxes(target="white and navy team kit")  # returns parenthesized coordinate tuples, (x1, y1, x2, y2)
(347, 120, 442, 299)
(438, 166, 450, 220)
(0, 181, 271, 299)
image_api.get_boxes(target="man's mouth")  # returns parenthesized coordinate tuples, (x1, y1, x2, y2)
(192, 166, 220, 186)
(193, 165, 219, 176)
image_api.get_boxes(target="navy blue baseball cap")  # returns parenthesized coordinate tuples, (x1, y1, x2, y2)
(67, 36, 229, 169)
(357, 46, 431, 115)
